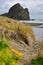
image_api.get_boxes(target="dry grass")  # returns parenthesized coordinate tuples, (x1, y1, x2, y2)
(0, 16, 35, 40)
(39, 40, 43, 57)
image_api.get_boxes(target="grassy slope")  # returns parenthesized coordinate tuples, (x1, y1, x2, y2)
(0, 16, 43, 65)
(0, 16, 35, 65)
(0, 16, 35, 40)
(0, 16, 36, 64)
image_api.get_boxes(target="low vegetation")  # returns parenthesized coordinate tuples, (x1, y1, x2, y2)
(0, 40, 9, 50)
(0, 16, 43, 65)
(40, 40, 43, 57)
(0, 40, 20, 65)
(31, 39, 43, 65)
(31, 57, 43, 65)
(0, 16, 35, 40)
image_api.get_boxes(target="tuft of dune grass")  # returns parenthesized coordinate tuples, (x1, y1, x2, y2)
(0, 16, 35, 40)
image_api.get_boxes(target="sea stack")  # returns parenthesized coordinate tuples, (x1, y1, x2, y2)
(1, 3, 30, 20)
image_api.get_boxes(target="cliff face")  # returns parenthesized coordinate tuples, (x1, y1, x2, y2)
(1, 3, 30, 20)
(8, 3, 30, 20)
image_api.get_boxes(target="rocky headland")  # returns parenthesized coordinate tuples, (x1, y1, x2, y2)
(1, 3, 30, 20)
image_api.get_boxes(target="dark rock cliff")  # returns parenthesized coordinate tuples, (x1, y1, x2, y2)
(1, 3, 30, 20)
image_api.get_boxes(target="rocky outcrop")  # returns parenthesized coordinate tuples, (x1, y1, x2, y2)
(1, 3, 30, 20)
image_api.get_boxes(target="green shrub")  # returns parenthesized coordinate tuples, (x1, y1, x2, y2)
(0, 40, 20, 65)
(31, 57, 43, 65)
(0, 40, 9, 50)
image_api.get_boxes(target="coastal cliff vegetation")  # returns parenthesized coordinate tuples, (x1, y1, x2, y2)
(0, 16, 43, 65)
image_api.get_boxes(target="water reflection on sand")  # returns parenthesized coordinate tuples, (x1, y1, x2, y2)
(32, 26, 43, 41)
(20, 20, 43, 41)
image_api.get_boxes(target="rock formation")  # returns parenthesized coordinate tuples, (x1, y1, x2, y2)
(1, 3, 30, 20)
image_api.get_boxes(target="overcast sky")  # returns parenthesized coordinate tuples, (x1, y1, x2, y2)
(0, 0, 43, 19)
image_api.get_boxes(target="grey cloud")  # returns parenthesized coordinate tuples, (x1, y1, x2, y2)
(29, 5, 43, 19)
(37, 4, 43, 9)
